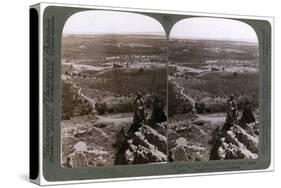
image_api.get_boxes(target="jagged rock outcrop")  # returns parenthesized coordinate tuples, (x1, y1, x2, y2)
(210, 123, 259, 160)
(115, 123, 167, 165)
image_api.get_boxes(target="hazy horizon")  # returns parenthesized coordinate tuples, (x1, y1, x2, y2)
(62, 33, 257, 44)
(170, 17, 258, 43)
(63, 11, 258, 43)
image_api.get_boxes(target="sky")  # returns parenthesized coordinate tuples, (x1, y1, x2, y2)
(170, 17, 258, 43)
(63, 11, 257, 43)
(63, 11, 165, 35)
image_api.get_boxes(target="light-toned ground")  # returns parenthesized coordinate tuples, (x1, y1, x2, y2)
(61, 113, 133, 167)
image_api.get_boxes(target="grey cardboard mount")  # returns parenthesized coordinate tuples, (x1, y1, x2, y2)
(30, 3, 272, 184)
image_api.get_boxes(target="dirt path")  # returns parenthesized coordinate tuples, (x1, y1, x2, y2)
(173, 81, 195, 105)
(62, 62, 110, 72)
(78, 88, 96, 107)
(95, 113, 133, 125)
(194, 113, 226, 127)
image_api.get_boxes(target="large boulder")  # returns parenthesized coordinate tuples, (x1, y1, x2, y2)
(115, 123, 167, 165)
(210, 123, 259, 160)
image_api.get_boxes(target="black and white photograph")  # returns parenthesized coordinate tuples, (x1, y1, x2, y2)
(60, 11, 168, 168)
(61, 13, 261, 167)
(167, 17, 260, 162)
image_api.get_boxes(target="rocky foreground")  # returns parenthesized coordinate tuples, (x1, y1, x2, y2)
(62, 120, 168, 168)
(168, 113, 216, 161)
(115, 122, 167, 165)
(168, 112, 259, 161)
(210, 122, 259, 160)
(61, 115, 131, 168)
(62, 116, 258, 167)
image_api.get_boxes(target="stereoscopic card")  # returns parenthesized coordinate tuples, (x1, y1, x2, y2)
(30, 3, 273, 185)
